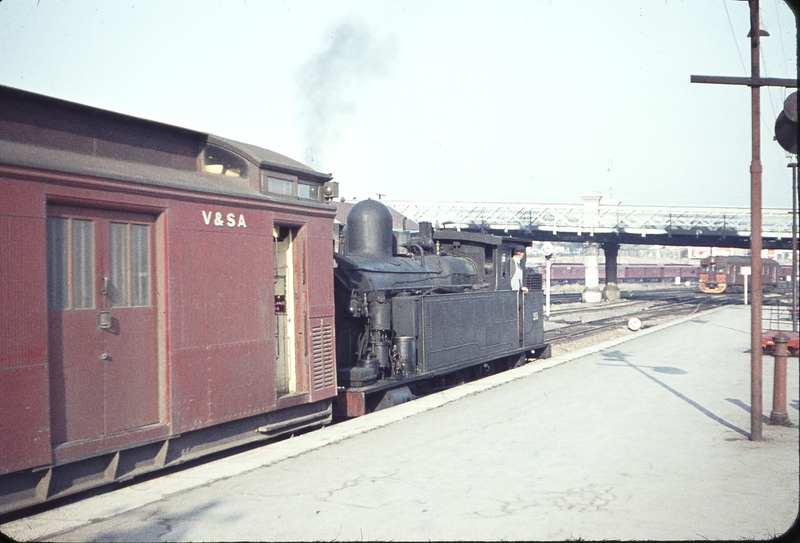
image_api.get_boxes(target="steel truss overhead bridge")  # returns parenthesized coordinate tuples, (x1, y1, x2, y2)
(384, 198, 795, 250)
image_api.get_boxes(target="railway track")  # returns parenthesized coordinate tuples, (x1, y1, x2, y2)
(545, 292, 739, 348)
(549, 286, 711, 305)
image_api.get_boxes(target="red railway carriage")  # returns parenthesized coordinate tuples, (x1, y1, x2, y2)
(0, 86, 338, 513)
(620, 264, 664, 281)
(535, 262, 699, 284)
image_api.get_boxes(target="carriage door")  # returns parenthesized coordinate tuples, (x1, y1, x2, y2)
(47, 206, 159, 447)
(274, 226, 305, 398)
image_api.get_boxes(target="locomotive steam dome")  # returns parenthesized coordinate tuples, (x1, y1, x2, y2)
(346, 199, 394, 260)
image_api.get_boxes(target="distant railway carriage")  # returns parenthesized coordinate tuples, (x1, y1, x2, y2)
(620, 264, 664, 281)
(0, 86, 339, 513)
(540, 263, 587, 283)
(536, 262, 699, 284)
(698, 256, 781, 293)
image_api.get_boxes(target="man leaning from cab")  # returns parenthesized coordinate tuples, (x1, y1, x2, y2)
(510, 245, 528, 293)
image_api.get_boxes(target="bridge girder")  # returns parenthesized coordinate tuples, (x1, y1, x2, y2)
(384, 201, 795, 250)
(467, 227, 793, 250)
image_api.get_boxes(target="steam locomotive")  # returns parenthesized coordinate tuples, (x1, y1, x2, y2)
(333, 200, 548, 416)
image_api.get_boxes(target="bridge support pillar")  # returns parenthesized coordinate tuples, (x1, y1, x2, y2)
(602, 242, 621, 302)
(582, 242, 602, 303)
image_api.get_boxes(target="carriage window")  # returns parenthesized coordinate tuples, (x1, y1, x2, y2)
(71, 220, 94, 308)
(264, 176, 294, 196)
(202, 145, 248, 178)
(298, 182, 318, 200)
(131, 225, 150, 306)
(47, 217, 94, 309)
(110, 223, 129, 306)
(110, 222, 150, 307)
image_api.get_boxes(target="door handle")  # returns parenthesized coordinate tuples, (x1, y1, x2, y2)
(97, 310, 112, 330)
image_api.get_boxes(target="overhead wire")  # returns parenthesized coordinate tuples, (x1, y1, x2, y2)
(771, 0, 789, 77)
(759, 0, 784, 132)
(722, 0, 797, 193)
(722, 0, 748, 75)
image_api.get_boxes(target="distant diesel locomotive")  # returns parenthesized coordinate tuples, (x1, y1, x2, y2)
(699, 256, 782, 293)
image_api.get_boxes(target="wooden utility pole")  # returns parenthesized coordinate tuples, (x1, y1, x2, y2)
(691, 0, 796, 441)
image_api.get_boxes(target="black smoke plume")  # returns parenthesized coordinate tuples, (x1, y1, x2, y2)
(295, 17, 398, 167)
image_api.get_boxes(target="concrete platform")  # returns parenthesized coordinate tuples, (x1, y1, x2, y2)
(2, 305, 798, 541)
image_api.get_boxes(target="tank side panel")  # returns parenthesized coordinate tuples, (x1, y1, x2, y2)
(421, 291, 519, 373)
(523, 290, 545, 349)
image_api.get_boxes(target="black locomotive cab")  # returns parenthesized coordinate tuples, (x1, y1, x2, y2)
(333, 199, 548, 417)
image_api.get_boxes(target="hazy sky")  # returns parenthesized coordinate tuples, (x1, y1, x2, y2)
(0, 0, 796, 207)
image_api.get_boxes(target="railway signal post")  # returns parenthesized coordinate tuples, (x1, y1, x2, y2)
(691, 0, 797, 441)
(742, 266, 751, 305)
(543, 242, 554, 318)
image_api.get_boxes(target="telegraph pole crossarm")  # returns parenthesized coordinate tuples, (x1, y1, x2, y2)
(690, 75, 797, 87)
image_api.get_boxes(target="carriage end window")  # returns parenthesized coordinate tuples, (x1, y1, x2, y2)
(261, 174, 320, 201)
(264, 176, 294, 196)
(298, 182, 318, 200)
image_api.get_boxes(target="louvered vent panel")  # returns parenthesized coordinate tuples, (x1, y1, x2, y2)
(525, 270, 543, 291)
(311, 321, 335, 390)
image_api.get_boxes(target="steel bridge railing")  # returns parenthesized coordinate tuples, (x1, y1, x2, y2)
(383, 201, 794, 239)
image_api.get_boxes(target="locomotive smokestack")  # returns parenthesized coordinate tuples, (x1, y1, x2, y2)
(346, 199, 394, 260)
